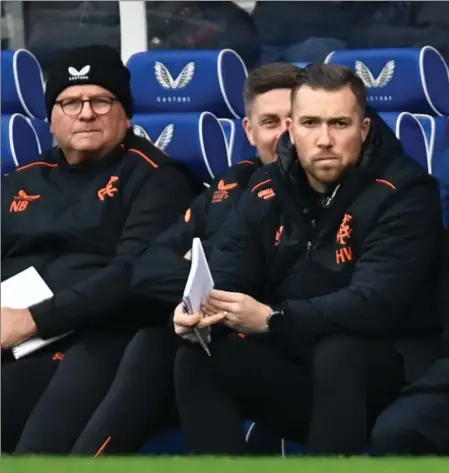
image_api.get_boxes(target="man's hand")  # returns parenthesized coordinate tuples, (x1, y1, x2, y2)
(184, 249, 192, 261)
(173, 302, 226, 342)
(202, 289, 271, 334)
(1, 307, 37, 350)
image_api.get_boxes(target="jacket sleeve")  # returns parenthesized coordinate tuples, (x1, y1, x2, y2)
(29, 166, 197, 338)
(132, 184, 214, 304)
(269, 179, 443, 339)
(208, 189, 268, 299)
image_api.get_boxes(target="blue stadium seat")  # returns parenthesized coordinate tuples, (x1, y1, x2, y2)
(324, 46, 449, 116)
(128, 49, 247, 178)
(414, 115, 449, 228)
(28, 117, 53, 152)
(140, 429, 187, 455)
(132, 112, 229, 183)
(1, 49, 52, 170)
(414, 115, 449, 175)
(127, 49, 247, 119)
(325, 46, 449, 174)
(1, 49, 47, 119)
(1, 113, 42, 174)
(379, 111, 429, 171)
(219, 118, 256, 166)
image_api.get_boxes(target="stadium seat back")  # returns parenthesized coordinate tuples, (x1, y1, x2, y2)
(128, 49, 247, 119)
(132, 112, 229, 183)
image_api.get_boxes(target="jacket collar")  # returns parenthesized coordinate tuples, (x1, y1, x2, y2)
(52, 130, 132, 176)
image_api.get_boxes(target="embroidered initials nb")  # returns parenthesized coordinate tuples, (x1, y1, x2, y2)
(9, 190, 41, 212)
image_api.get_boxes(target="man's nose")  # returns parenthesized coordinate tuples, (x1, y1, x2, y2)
(78, 101, 96, 120)
(273, 120, 289, 141)
(316, 124, 333, 147)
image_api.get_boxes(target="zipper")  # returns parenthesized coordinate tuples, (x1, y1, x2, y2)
(270, 168, 315, 259)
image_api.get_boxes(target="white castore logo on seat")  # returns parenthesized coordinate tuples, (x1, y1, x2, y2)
(155, 62, 195, 90)
(68, 65, 91, 81)
(154, 124, 174, 151)
(355, 60, 395, 88)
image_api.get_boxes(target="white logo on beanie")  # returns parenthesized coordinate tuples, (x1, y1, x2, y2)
(68, 65, 91, 81)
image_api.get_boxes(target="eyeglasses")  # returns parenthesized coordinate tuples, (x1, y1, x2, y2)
(54, 96, 118, 116)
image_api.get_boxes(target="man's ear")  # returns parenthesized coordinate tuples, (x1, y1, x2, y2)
(286, 117, 295, 145)
(242, 117, 256, 146)
(361, 117, 370, 143)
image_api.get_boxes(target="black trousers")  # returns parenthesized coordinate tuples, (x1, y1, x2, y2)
(174, 333, 404, 455)
(71, 326, 181, 455)
(372, 358, 449, 455)
(2, 328, 137, 455)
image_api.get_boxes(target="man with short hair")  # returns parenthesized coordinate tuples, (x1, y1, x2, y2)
(1, 44, 202, 454)
(132, 62, 302, 302)
(68, 62, 303, 455)
(173, 63, 444, 455)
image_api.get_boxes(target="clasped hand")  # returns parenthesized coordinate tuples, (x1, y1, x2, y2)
(173, 289, 271, 343)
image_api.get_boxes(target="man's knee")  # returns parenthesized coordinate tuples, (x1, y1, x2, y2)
(313, 335, 366, 386)
(371, 406, 428, 455)
(174, 344, 206, 391)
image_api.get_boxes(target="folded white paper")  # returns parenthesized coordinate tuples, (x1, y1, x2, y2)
(183, 238, 215, 344)
(183, 238, 215, 314)
(1, 267, 71, 359)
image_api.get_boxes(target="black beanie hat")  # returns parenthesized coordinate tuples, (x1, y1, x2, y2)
(45, 45, 133, 120)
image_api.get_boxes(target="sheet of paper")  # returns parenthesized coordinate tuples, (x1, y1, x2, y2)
(1, 267, 71, 359)
(183, 237, 215, 314)
(183, 238, 215, 344)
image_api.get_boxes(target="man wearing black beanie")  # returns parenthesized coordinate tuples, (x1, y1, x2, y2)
(1, 45, 203, 454)
(45, 45, 134, 120)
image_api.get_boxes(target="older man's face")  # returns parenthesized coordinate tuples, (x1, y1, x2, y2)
(50, 84, 130, 159)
